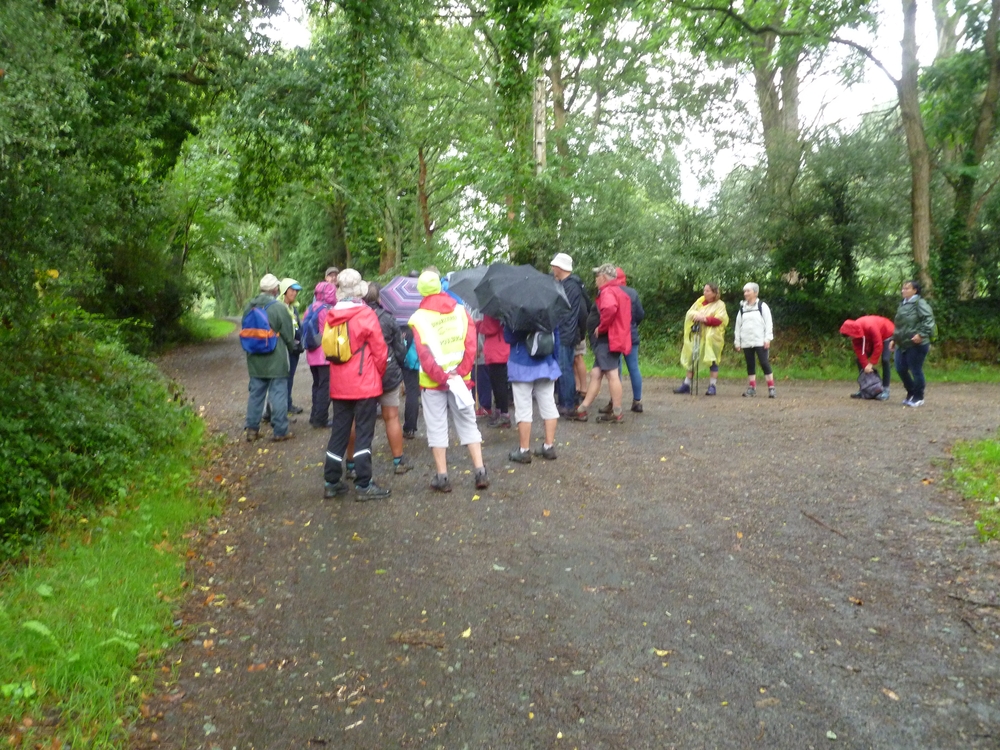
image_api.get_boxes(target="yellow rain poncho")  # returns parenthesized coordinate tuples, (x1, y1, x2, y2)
(680, 296, 730, 369)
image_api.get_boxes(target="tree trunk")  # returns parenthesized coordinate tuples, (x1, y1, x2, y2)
(751, 31, 802, 211)
(417, 146, 434, 247)
(547, 51, 570, 164)
(899, 0, 934, 295)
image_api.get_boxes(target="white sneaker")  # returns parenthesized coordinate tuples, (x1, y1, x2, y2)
(910, 399, 924, 407)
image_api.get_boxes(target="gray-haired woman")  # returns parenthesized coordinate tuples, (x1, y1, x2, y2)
(732, 282, 776, 398)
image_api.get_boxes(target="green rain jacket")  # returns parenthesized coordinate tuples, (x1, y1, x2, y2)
(245, 292, 295, 378)
(892, 295, 935, 350)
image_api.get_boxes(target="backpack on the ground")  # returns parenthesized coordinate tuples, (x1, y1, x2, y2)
(302, 302, 331, 351)
(239, 300, 278, 355)
(526, 330, 555, 358)
(857, 370, 883, 399)
(322, 318, 353, 364)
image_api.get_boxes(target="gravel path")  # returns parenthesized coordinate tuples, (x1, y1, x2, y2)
(139, 333, 1000, 749)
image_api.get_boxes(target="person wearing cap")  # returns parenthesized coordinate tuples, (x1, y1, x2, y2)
(305, 280, 338, 428)
(244, 273, 295, 442)
(570, 263, 631, 423)
(280, 278, 305, 415)
(325, 267, 340, 284)
(840, 315, 894, 400)
(550, 252, 589, 416)
(408, 270, 490, 493)
(322, 269, 391, 500)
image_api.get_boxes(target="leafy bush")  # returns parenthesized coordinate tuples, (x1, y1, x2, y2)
(0, 295, 194, 559)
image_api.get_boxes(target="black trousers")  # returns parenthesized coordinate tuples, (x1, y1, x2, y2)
(309, 364, 331, 426)
(486, 363, 509, 413)
(324, 397, 378, 487)
(743, 346, 772, 377)
(402, 367, 420, 433)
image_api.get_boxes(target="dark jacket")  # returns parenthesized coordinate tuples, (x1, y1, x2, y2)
(893, 296, 935, 350)
(557, 273, 589, 348)
(245, 292, 295, 379)
(372, 304, 406, 392)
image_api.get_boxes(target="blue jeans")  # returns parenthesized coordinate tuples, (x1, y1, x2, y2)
(555, 343, 576, 409)
(247, 377, 289, 436)
(621, 343, 642, 401)
(895, 343, 930, 400)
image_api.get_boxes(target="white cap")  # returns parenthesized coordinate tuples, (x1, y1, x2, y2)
(259, 273, 280, 291)
(550, 252, 573, 272)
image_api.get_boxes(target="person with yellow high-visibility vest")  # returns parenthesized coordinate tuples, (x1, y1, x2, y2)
(408, 270, 489, 493)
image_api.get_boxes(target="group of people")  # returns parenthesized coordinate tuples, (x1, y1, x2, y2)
(671, 278, 936, 406)
(242, 264, 938, 500)
(241, 254, 650, 500)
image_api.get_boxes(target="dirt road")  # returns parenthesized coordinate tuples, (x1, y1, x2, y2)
(144, 333, 1000, 749)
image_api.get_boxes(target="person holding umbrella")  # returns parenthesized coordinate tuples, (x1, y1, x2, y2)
(408, 270, 489, 493)
(571, 263, 632, 423)
(504, 322, 561, 463)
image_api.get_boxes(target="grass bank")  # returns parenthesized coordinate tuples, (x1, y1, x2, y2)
(0, 420, 219, 746)
(950, 433, 1000, 542)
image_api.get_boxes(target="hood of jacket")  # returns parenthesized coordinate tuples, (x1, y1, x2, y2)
(418, 291, 458, 314)
(314, 281, 337, 305)
(839, 320, 862, 338)
(328, 299, 368, 325)
(615, 267, 627, 285)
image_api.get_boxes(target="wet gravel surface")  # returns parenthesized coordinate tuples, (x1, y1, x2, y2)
(139, 334, 1000, 749)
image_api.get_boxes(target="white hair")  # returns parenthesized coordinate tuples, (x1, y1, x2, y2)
(743, 282, 759, 294)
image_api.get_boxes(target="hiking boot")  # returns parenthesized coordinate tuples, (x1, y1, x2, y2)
(488, 413, 511, 429)
(596, 411, 624, 424)
(743, 387, 756, 398)
(569, 407, 589, 422)
(849, 391, 863, 399)
(705, 385, 716, 396)
(245, 427, 260, 443)
(631, 399, 643, 413)
(475, 406, 491, 419)
(598, 401, 614, 414)
(474, 467, 490, 490)
(355, 481, 391, 500)
(508, 448, 532, 464)
(288, 404, 304, 415)
(323, 481, 349, 499)
(402, 429, 416, 440)
(768, 387, 776, 399)
(905, 398, 924, 408)
(393, 456, 412, 474)
(270, 432, 294, 442)
(876, 388, 890, 401)
(673, 382, 691, 394)
(430, 474, 452, 493)
(533, 444, 557, 460)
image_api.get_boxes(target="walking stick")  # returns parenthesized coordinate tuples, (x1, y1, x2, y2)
(689, 323, 701, 397)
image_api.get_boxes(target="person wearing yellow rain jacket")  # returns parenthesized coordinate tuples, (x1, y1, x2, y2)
(673, 283, 730, 396)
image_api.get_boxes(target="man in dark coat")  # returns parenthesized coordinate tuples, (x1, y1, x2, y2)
(550, 253, 589, 415)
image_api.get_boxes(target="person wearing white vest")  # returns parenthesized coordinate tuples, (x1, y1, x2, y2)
(408, 270, 489, 493)
(733, 282, 776, 398)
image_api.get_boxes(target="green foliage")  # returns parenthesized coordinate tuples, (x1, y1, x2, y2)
(950, 433, 1000, 542)
(0, 292, 195, 558)
(0, 427, 215, 745)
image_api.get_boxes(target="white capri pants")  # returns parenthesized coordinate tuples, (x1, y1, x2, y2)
(511, 379, 559, 424)
(421, 388, 483, 449)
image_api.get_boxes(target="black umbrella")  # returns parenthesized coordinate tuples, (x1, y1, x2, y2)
(447, 266, 488, 310)
(474, 263, 571, 332)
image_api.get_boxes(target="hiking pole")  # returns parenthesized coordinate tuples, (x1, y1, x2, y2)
(690, 323, 701, 398)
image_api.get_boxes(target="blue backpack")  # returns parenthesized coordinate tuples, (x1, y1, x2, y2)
(240, 300, 278, 354)
(302, 302, 331, 352)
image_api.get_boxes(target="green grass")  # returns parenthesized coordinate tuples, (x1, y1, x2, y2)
(0, 420, 220, 746)
(950, 434, 1000, 542)
(180, 313, 236, 342)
